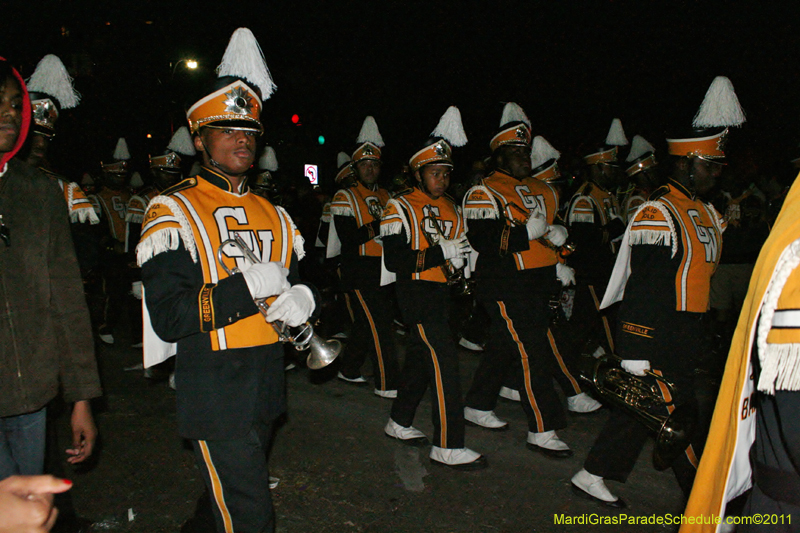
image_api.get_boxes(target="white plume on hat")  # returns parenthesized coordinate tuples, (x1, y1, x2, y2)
(130, 171, 144, 188)
(530, 136, 561, 168)
(113, 138, 131, 160)
(692, 76, 746, 128)
(626, 135, 656, 162)
(217, 28, 276, 100)
(605, 118, 629, 146)
(356, 116, 385, 147)
(26, 54, 80, 109)
(430, 106, 468, 147)
(499, 102, 531, 128)
(337, 151, 351, 168)
(167, 127, 196, 156)
(259, 146, 278, 171)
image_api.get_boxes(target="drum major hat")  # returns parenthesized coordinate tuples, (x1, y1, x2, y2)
(26, 55, 80, 137)
(186, 28, 275, 135)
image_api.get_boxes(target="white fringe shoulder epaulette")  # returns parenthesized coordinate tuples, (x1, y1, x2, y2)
(136, 195, 197, 265)
(380, 199, 411, 244)
(329, 189, 355, 217)
(706, 201, 726, 236)
(462, 185, 500, 220)
(757, 239, 800, 394)
(275, 204, 305, 261)
(628, 200, 678, 258)
(567, 194, 596, 224)
(125, 194, 149, 224)
(66, 182, 99, 224)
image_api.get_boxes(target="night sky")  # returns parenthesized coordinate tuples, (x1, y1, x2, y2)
(3, 1, 800, 189)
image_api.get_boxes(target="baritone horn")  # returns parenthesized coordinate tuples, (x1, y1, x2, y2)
(579, 354, 696, 470)
(216, 233, 341, 370)
(420, 216, 473, 295)
(504, 202, 575, 257)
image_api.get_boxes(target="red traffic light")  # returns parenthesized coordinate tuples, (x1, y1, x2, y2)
(291, 114, 300, 124)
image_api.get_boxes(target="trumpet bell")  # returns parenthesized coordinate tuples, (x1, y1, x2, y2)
(305, 335, 342, 370)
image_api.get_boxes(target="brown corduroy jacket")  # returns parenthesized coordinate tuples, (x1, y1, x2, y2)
(0, 158, 102, 417)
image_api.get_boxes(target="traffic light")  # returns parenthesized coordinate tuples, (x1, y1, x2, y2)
(291, 114, 300, 124)
(317, 135, 325, 145)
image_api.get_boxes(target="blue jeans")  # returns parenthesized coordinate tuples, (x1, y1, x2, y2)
(0, 407, 47, 479)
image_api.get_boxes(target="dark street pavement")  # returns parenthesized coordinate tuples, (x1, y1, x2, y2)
(48, 325, 713, 533)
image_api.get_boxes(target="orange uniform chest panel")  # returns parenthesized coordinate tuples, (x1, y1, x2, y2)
(629, 185, 723, 312)
(140, 175, 298, 350)
(331, 182, 389, 257)
(480, 172, 559, 270)
(383, 189, 464, 283)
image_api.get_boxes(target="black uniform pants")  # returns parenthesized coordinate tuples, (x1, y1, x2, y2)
(192, 420, 276, 533)
(583, 370, 699, 495)
(339, 284, 399, 391)
(466, 268, 567, 433)
(503, 326, 585, 398)
(391, 282, 465, 449)
(558, 281, 616, 357)
(584, 311, 704, 495)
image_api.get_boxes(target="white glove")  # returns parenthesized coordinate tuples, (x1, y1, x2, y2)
(265, 285, 316, 327)
(546, 224, 568, 247)
(526, 213, 548, 240)
(440, 236, 472, 260)
(131, 281, 143, 300)
(621, 359, 651, 376)
(241, 262, 291, 299)
(449, 256, 466, 270)
(555, 263, 576, 286)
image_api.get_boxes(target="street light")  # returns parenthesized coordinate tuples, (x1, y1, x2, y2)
(171, 58, 199, 75)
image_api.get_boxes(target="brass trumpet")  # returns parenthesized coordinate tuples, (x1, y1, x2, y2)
(504, 202, 575, 257)
(216, 234, 341, 370)
(579, 354, 696, 470)
(420, 216, 473, 295)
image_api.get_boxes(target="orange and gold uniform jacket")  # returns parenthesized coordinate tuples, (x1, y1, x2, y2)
(462, 170, 559, 274)
(380, 187, 465, 284)
(137, 166, 305, 353)
(41, 169, 99, 225)
(623, 180, 725, 314)
(567, 180, 625, 281)
(126, 186, 160, 253)
(329, 181, 390, 258)
(329, 181, 390, 289)
(92, 187, 131, 245)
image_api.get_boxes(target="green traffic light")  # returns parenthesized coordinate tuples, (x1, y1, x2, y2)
(317, 135, 325, 145)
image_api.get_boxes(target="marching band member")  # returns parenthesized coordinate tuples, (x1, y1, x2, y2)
(127, 127, 195, 351)
(24, 54, 98, 225)
(621, 135, 661, 223)
(137, 29, 315, 532)
(381, 106, 485, 470)
(329, 116, 399, 398)
(92, 138, 132, 345)
(462, 103, 575, 457)
(572, 76, 744, 507)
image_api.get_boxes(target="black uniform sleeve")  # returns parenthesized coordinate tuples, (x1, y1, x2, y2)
(467, 218, 529, 257)
(142, 243, 260, 341)
(382, 230, 446, 277)
(333, 213, 380, 248)
(603, 217, 626, 242)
